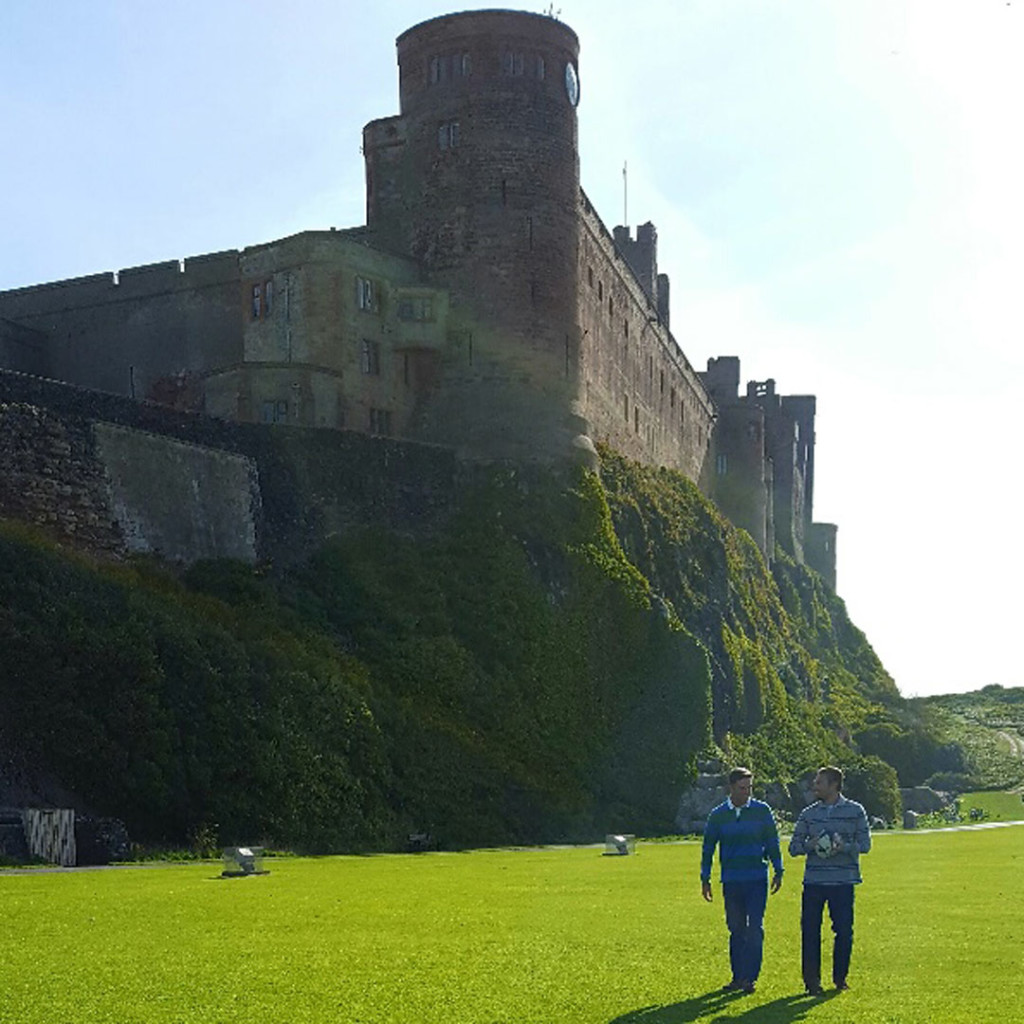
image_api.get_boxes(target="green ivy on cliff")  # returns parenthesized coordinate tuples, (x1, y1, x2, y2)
(0, 464, 711, 848)
(596, 447, 904, 795)
(0, 449, 934, 849)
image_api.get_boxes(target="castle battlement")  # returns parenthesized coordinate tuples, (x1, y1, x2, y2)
(0, 8, 837, 588)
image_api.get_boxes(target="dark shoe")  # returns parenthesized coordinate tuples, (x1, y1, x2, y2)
(835, 980, 850, 991)
(740, 981, 756, 994)
(805, 984, 824, 996)
(721, 979, 742, 992)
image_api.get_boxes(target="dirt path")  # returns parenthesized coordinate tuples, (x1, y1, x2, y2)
(997, 730, 1024, 793)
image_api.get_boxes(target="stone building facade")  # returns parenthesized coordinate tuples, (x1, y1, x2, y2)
(0, 9, 836, 587)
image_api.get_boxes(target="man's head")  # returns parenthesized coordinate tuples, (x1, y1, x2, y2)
(812, 766, 843, 802)
(728, 767, 754, 806)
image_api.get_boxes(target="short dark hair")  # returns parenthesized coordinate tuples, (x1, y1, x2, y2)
(817, 765, 843, 791)
(728, 767, 753, 785)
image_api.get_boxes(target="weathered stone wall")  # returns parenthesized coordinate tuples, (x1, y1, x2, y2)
(0, 401, 124, 554)
(806, 522, 838, 590)
(0, 252, 243, 401)
(577, 197, 715, 484)
(0, 370, 460, 565)
(93, 423, 259, 562)
(0, 319, 47, 376)
(0, 397, 258, 563)
(711, 404, 771, 557)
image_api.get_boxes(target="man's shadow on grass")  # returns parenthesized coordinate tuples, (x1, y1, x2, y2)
(608, 988, 840, 1024)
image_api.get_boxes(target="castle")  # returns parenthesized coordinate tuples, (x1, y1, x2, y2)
(0, 9, 836, 587)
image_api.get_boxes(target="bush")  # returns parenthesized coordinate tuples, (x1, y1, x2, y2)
(841, 755, 901, 821)
(925, 772, 975, 793)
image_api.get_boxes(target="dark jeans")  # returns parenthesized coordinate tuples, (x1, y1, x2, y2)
(801, 883, 855, 987)
(722, 880, 768, 983)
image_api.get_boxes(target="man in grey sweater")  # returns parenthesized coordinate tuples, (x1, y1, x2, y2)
(788, 765, 871, 995)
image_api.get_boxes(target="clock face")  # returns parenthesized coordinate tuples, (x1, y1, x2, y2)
(564, 62, 579, 107)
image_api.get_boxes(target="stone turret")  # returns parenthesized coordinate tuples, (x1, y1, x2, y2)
(363, 11, 585, 461)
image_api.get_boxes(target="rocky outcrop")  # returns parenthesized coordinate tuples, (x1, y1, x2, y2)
(900, 786, 951, 814)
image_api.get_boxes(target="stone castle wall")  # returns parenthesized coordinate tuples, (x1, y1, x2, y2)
(0, 319, 47, 376)
(0, 253, 242, 401)
(0, 370, 459, 566)
(576, 197, 715, 483)
(0, 9, 838, 587)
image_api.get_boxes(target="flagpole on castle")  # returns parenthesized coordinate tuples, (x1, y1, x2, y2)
(623, 161, 628, 228)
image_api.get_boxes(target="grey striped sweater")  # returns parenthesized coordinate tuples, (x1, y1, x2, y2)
(788, 795, 871, 885)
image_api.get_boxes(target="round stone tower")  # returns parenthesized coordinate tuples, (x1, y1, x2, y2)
(363, 10, 587, 462)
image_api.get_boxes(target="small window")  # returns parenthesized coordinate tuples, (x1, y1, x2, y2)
(251, 284, 262, 320)
(608, 296, 614, 316)
(356, 276, 376, 311)
(369, 407, 392, 435)
(623, 394, 629, 422)
(502, 50, 525, 76)
(670, 387, 676, 408)
(660, 370, 665, 393)
(361, 339, 381, 376)
(588, 267, 594, 288)
(536, 55, 545, 80)
(261, 399, 288, 424)
(455, 53, 471, 77)
(598, 281, 604, 301)
(716, 453, 728, 476)
(430, 55, 446, 84)
(398, 296, 434, 321)
(264, 279, 273, 316)
(438, 121, 460, 149)
(634, 407, 640, 434)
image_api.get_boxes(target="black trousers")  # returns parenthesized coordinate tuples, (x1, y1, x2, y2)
(801, 883, 855, 987)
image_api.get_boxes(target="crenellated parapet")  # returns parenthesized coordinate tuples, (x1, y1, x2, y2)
(0, 9, 841, 588)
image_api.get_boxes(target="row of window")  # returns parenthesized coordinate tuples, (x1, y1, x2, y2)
(430, 53, 472, 83)
(359, 276, 436, 321)
(260, 398, 393, 436)
(622, 392, 705, 444)
(586, 266, 617, 317)
(586, 261, 702, 422)
(427, 50, 546, 84)
(503, 50, 546, 79)
(398, 296, 433, 321)
(252, 276, 432, 320)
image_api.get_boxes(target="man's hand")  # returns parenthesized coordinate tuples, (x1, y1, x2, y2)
(770, 873, 783, 895)
(701, 880, 713, 902)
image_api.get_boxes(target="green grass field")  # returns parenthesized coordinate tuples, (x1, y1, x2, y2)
(958, 790, 1024, 822)
(2, 827, 1022, 1023)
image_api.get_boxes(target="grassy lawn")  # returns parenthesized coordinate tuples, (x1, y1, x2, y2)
(957, 790, 1024, 822)
(2, 828, 1022, 1023)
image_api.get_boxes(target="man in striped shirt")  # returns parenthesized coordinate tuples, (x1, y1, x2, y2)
(700, 767, 784, 994)
(788, 765, 872, 995)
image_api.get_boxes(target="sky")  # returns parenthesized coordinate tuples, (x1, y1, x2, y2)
(1, 1, 1021, 697)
